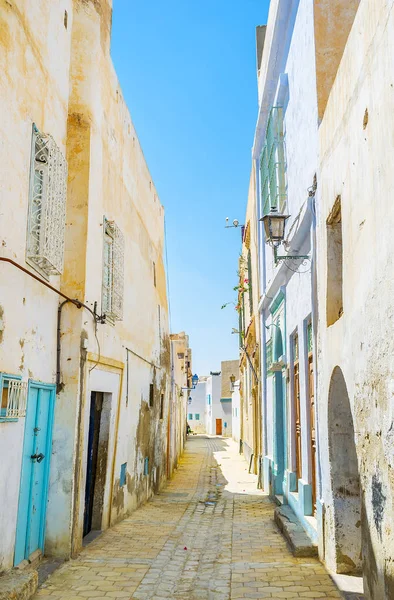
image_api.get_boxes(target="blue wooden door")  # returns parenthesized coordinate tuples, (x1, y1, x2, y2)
(14, 382, 55, 565)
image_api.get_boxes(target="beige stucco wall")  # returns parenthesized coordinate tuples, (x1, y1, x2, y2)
(0, 0, 172, 569)
(317, 0, 394, 596)
(0, 0, 73, 571)
(170, 332, 191, 474)
(49, 0, 171, 558)
(240, 166, 261, 472)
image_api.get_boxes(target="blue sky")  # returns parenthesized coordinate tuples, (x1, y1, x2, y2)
(111, 0, 270, 376)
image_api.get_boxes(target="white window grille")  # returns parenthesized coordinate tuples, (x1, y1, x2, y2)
(26, 124, 68, 277)
(102, 218, 124, 323)
(1, 379, 28, 419)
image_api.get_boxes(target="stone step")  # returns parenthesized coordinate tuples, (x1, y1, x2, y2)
(0, 569, 37, 600)
(274, 504, 318, 558)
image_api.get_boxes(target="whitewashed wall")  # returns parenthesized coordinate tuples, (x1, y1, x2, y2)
(317, 0, 394, 594)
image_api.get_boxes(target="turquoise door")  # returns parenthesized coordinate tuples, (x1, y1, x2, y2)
(14, 382, 55, 566)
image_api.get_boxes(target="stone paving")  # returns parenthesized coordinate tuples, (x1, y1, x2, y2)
(34, 435, 344, 599)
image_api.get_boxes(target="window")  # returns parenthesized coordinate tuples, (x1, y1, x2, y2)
(195, 414, 200, 421)
(326, 196, 343, 326)
(292, 332, 302, 483)
(188, 413, 193, 420)
(260, 107, 287, 216)
(177, 352, 184, 360)
(102, 218, 124, 323)
(0, 375, 28, 421)
(207, 394, 211, 405)
(307, 321, 313, 354)
(120, 463, 127, 487)
(160, 393, 164, 420)
(149, 383, 154, 408)
(266, 338, 273, 375)
(153, 261, 156, 287)
(26, 124, 67, 278)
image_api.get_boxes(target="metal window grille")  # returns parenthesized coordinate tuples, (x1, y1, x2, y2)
(260, 107, 287, 216)
(2, 380, 28, 419)
(188, 413, 193, 420)
(26, 125, 67, 277)
(195, 414, 200, 421)
(102, 218, 124, 323)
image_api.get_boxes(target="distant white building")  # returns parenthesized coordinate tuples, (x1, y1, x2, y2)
(188, 361, 238, 437)
(187, 376, 208, 433)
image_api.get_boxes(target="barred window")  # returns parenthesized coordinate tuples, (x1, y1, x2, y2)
(26, 125, 68, 277)
(0, 375, 28, 421)
(260, 107, 287, 216)
(102, 218, 124, 323)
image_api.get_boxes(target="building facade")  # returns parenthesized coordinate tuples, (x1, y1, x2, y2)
(254, 0, 320, 540)
(0, 0, 174, 574)
(316, 0, 394, 596)
(187, 376, 209, 434)
(238, 169, 262, 475)
(188, 363, 237, 437)
(252, 0, 361, 556)
(169, 331, 192, 474)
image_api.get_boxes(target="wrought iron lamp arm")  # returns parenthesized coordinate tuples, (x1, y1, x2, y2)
(273, 246, 310, 263)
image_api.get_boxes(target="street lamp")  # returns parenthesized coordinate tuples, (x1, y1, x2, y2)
(182, 374, 199, 391)
(260, 207, 310, 263)
(230, 374, 236, 392)
(260, 207, 289, 247)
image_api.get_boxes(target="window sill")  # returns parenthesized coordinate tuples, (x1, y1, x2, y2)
(0, 418, 19, 423)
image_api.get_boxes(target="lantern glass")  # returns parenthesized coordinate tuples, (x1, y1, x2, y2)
(192, 374, 198, 387)
(261, 210, 289, 245)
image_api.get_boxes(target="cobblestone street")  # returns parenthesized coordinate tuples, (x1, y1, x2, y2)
(35, 436, 342, 600)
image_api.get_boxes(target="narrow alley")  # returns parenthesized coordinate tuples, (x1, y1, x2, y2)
(34, 436, 341, 600)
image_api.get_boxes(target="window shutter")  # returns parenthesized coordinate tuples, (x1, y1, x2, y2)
(112, 223, 124, 321)
(247, 249, 253, 316)
(260, 107, 286, 216)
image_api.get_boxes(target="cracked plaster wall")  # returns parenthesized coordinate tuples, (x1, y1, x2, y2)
(317, 0, 394, 596)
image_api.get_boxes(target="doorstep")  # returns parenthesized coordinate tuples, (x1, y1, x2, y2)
(274, 504, 318, 558)
(0, 568, 38, 600)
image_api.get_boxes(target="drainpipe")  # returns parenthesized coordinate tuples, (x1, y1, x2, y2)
(57, 300, 72, 393)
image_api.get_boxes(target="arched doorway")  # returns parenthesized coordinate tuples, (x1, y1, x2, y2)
(327, 367, 362, 574)
(273, 322, 285, 495)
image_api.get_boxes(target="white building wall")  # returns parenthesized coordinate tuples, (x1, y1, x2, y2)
(0, 1, 73, 571)
(255, 0, 319, 539)
(317, 0, 394, 594)
(232, 382, 241, 443)
(188, 379, 207, 434)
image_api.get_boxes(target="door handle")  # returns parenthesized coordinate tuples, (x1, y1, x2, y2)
(31, 453, 45, 463)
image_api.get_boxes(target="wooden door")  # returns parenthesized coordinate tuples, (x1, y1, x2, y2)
(84, 392, 104, 537)
(294, 361, 302, 482)
(309, 354, 317, 511)
(15, 382, 55, 565)
(216, 419, 222, 435)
